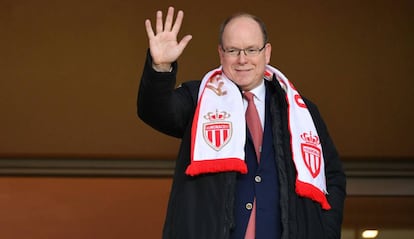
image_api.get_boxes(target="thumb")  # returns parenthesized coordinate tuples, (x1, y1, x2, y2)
(178, 35, 193, 51)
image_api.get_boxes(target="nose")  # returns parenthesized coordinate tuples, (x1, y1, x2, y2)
(237, 51, 248, 63)
(240, 49, 248, 56)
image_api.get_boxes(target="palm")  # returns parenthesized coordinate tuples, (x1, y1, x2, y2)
(148, 31, 182, 65)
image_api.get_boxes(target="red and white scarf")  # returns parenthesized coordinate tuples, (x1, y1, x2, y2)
(185, 65, 331, 210)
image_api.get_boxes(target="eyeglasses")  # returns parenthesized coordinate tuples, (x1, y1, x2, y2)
(221, 44, 267, 57)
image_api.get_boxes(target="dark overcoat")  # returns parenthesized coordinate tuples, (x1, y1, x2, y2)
(137, 53, 346, 239)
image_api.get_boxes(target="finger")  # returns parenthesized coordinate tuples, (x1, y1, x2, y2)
(171, 10, 184, 35)
(155, 10, 163, 34)
(178, 34, 193, 50)
(164, 6, 174, 31)
(144, 19, 155, 39)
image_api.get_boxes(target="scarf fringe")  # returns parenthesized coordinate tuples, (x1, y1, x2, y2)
(296, 180, 331, 210)
(185, 158, 248, 176)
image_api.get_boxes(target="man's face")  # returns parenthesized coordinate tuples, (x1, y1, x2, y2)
(218, 16, 271, 91)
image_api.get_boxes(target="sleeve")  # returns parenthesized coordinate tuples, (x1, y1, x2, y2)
(137, 50, 199, 138)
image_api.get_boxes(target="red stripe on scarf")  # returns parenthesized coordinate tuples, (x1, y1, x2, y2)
(295, 180, 331, 210)
(185, 158, 247, 176)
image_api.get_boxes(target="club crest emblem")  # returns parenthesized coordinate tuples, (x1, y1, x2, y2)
(300, 132, 322, 178)
(203, 110, 232, 151)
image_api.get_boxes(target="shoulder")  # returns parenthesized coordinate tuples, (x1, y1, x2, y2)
(302, 97, 325, 125)
(178, 80, 201, 90)
(174, 80, 202, 105)
(176, 80, 202, 94)
(303, 97, 318, 113)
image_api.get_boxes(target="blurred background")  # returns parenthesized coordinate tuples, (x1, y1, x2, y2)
(0, 0, 413, 238)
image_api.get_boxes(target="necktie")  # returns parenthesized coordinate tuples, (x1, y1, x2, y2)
(244, 91, 263, 161)
(243, 91, 263, 239)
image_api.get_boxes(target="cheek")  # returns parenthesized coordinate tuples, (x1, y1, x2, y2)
(220, 57, 230, 66)
(221, 59, 234, 72)
(219, 52, 229, 66)
(222, 65, 234, 78)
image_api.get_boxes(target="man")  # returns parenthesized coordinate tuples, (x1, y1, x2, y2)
(138, 6, 346, 239)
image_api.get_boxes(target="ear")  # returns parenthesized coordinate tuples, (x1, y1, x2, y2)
(265, 43, 272, 64)
(218, 45, 225, 64)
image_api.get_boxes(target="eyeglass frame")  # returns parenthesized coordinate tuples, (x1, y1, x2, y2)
(220, 43, 267, 57)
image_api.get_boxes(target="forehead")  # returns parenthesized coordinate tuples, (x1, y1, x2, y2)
(222, 16, 264, 46)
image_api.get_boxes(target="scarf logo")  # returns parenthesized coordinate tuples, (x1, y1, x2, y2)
(203, 110, 232, 151)
(300, 132, 322, 178)
(206, 72, 227, 96)
(294, 94, 307, 108)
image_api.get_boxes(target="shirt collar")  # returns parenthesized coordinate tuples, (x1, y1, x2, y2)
(246, 80, 266, 103)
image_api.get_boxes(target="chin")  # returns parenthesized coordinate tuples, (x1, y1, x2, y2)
(233, 80, 251, 90)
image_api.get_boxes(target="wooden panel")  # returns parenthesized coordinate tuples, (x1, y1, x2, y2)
(1, 177, 413, 239)
(343, 196, 414, 229)
(0, 177, 171, 239)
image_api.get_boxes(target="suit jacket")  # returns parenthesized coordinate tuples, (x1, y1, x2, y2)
(230, 84, 281, 239)
(137, 52, 346, 239)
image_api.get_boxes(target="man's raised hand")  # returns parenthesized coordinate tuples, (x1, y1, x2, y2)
(145, 6, 192, 72)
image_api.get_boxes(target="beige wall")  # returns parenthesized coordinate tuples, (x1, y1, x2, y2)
(1, 0, 413, 159)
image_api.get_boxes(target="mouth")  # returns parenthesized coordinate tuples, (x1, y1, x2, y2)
(235, 68, 252, 72)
